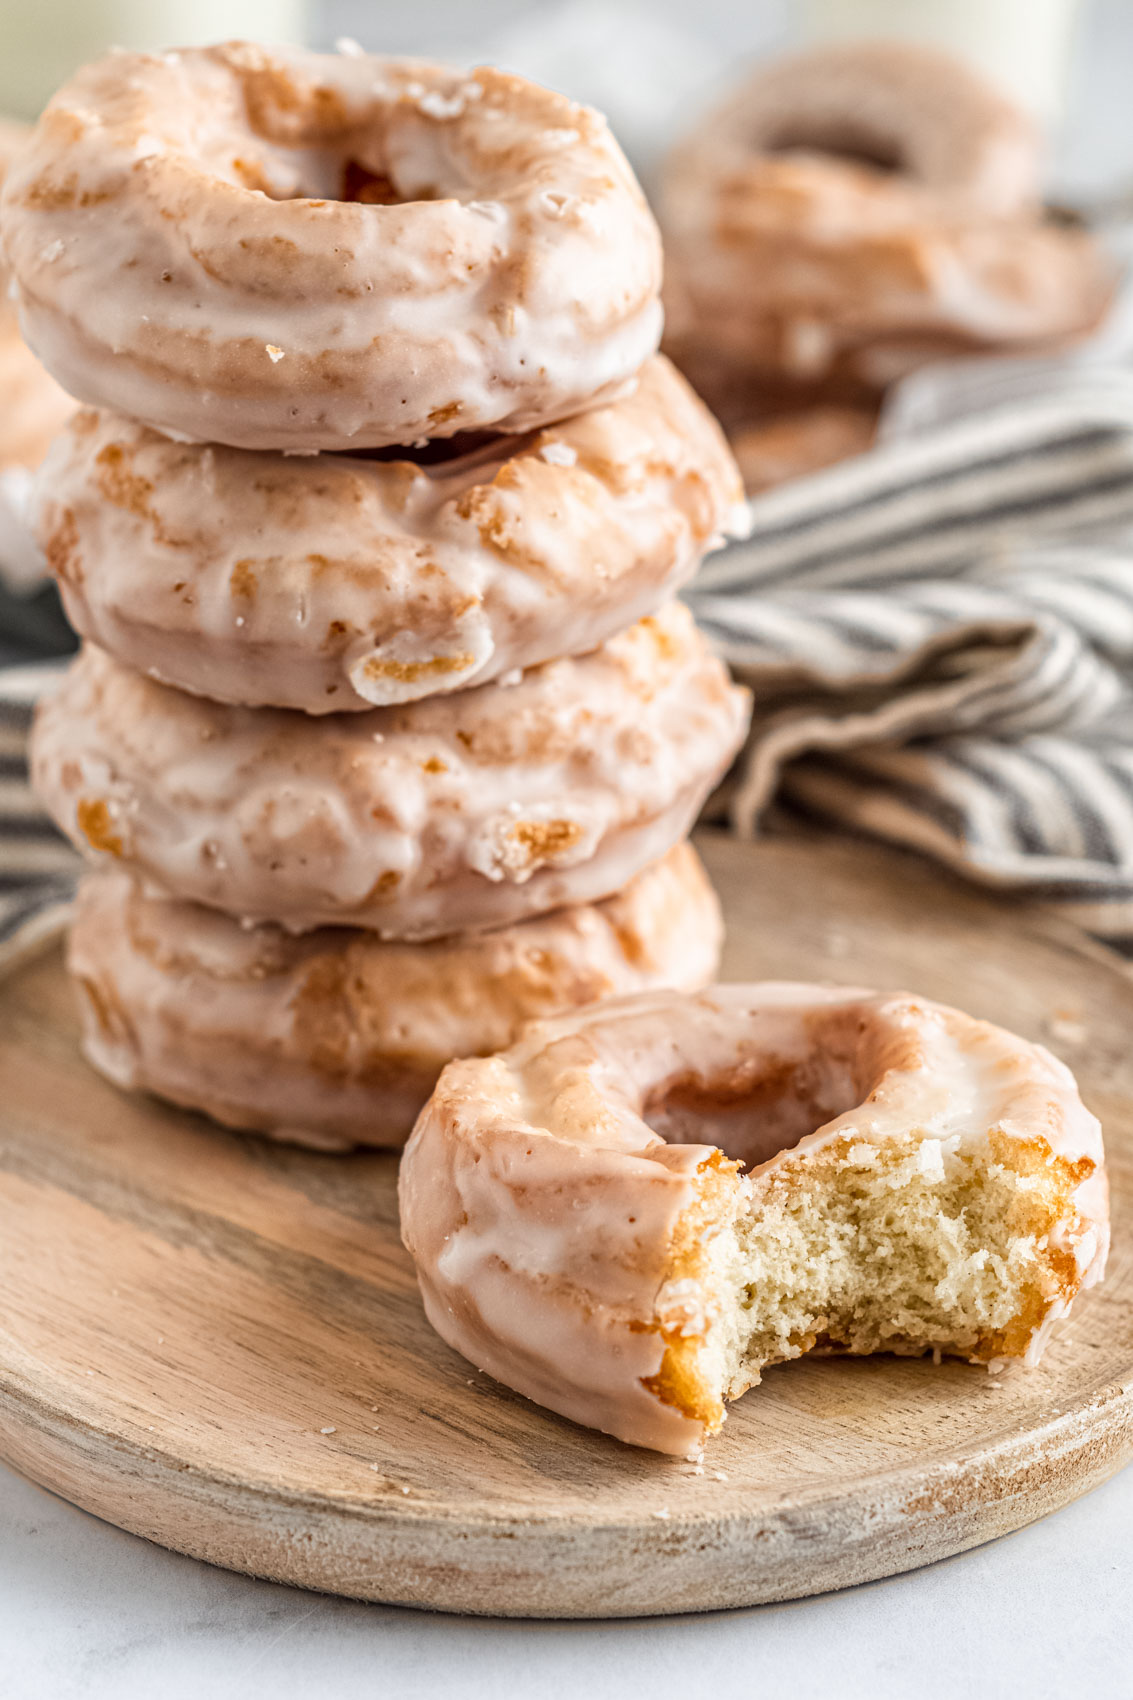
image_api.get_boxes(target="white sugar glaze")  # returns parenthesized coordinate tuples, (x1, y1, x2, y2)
(39, 357, 744, 712)
(31, 604, 750, 937)
(401, 984, 1109, 1453)
(3, 43, 663, 450)
(68, 844, 722, 1148)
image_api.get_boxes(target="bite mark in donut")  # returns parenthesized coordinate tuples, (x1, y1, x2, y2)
(400, 985, 1108, 1453)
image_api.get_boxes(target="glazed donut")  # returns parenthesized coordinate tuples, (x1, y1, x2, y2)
(68, 845, 721, 1150)
(2, 42, 663, 452)
(400, 983, 1109, 1454)
(38, 357, 744, 713)
(32, 606, 750, 937)
(662, 42, 1112, 397)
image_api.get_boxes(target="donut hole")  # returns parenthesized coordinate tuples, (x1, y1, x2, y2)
(228, 143, 447, 207)
(760, 122, 904, 176)
(643, 1051, 862, 1168)
(340, 159, 412, 206)
(220, 60, 478, 207)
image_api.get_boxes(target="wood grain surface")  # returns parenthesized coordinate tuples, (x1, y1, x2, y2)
(0, 831, 1130, 1617)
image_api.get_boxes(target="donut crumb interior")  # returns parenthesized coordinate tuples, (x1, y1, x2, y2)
(650, 1127, 1089, 1437)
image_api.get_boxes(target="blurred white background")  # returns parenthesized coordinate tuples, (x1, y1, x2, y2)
(1, 0, 1132, 201)
(324, 0, 1133, 199)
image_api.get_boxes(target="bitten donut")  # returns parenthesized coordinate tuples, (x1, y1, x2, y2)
(39, 357, 744, 712)
(32, 606, 750, 937)
(662, 42, 1112, 399)
(401, 984, 1109, 1454)
(69, 845, 721, 1149)
(3, 42, 663, 451)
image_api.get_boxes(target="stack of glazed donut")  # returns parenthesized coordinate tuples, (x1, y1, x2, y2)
(5, 40, 751, 1148)
(662, 41, 1113, 485)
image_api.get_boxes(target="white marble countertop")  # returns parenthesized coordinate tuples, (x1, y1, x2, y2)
(3, 1455, 1131, 1699)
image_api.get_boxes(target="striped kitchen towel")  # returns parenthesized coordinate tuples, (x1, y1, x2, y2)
(8, 348, 1133, 956)
(684, 350, 1133, 952)
(0, 656, 76, 962)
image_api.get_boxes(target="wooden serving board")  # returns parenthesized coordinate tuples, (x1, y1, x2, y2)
(1, 831, 1131, 1618)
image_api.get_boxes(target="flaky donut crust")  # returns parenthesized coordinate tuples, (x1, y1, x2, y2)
(68, 845, 722, 1149)
(32, 605, 750, 937)
(3, 43, 663, 451)
(39, 357, 743, 712)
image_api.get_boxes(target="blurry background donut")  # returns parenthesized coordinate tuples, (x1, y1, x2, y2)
(326, 0, 1128, 496)
(658, 37, 1114, 475)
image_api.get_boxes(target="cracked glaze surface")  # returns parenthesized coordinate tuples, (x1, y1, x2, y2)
(39, 357, 744, 712)
(3, 42, 663, 450)
(32, 604, 750, 937)
(401, 983, 1108, 1453)
(68, 844, 722, 1149)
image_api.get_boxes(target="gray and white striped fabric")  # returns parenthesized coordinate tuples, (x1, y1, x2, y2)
(8, 349, 1133, 956)
(0, 656, 76, 960)
(685, 351, 1133, 953)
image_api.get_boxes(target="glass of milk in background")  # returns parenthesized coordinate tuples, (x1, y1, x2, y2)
(0, 0, 308, 118)
(801, 0, 1082, 122)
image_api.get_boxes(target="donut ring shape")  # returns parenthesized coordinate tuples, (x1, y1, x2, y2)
(2, 42, 664, 452)
(400, 983, 1108, 1454)
(39, 357, 744, 713)
(32, 606, 750, 937)
(661, 42, 1112, 394)
(68, 846, 721, 1150)
(680, 40, 1044, 219)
